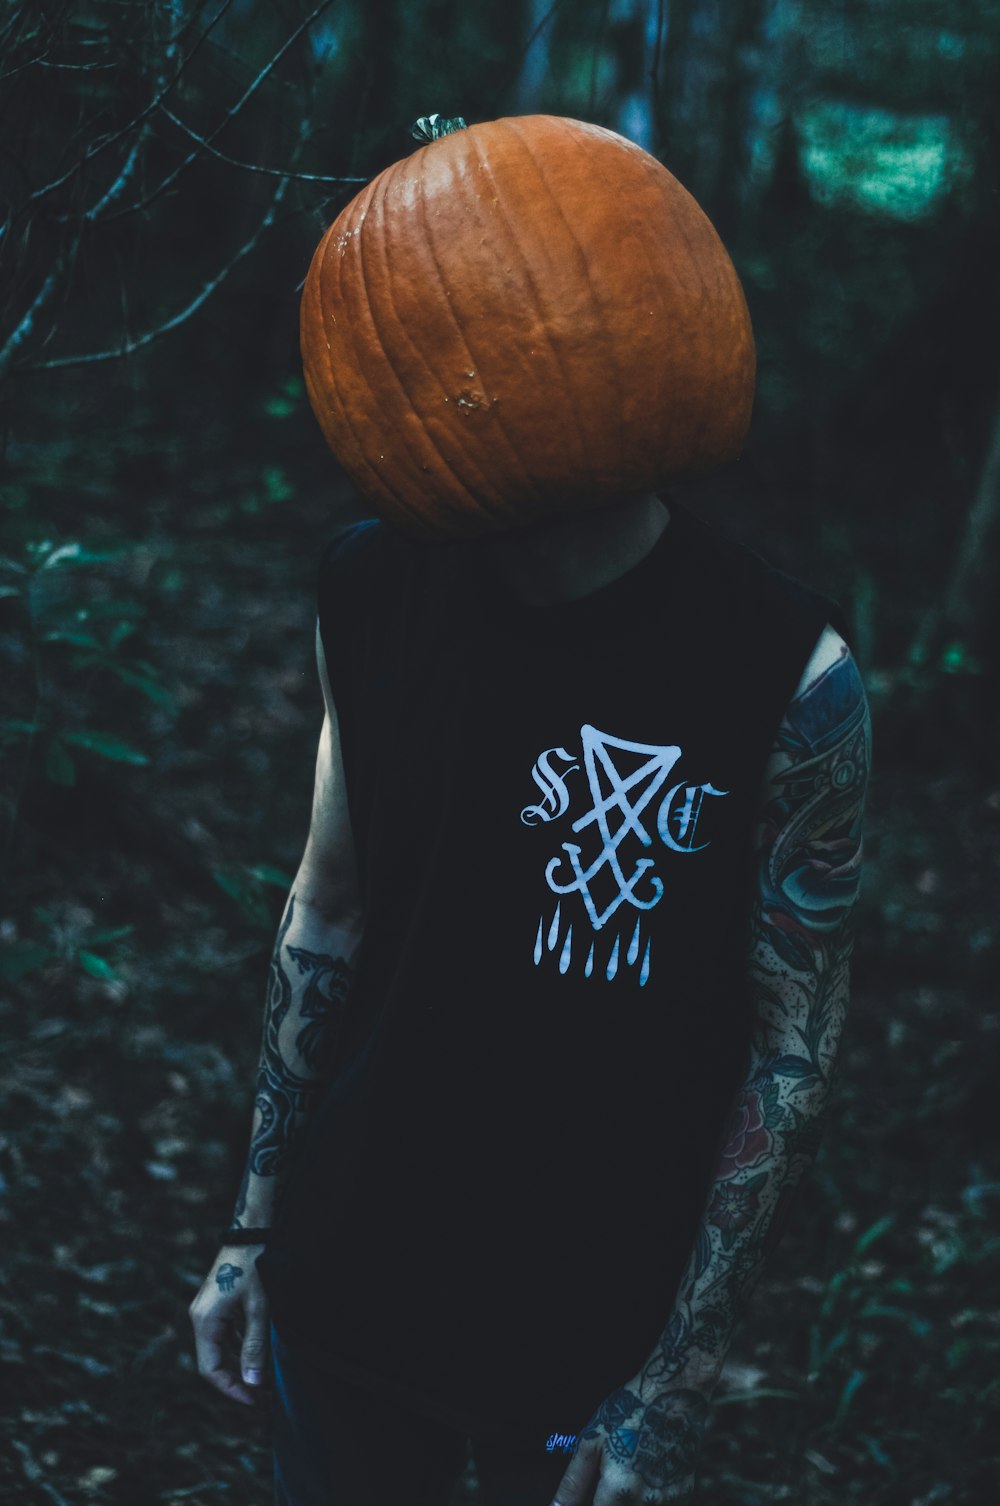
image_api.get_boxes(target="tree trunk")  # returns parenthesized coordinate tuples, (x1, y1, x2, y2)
(610, 0, 662, 151)
(908, 379, 1000, 671)
(512, 0, 556, 114)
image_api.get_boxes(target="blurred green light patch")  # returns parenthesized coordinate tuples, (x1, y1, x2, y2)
(797, 102, 968, 221)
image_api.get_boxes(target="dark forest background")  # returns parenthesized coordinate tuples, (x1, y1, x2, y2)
(1, 1, 999, 1502)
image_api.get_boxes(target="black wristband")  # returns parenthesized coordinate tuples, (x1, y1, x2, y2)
(219, 1227, 271, 1246)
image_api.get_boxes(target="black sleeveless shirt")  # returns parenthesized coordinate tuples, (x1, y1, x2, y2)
(255, 494, 851, 1436)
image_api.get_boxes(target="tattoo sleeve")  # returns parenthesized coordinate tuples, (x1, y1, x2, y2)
(636, 639, 871, 1399)
(232, 891, 362, 1229)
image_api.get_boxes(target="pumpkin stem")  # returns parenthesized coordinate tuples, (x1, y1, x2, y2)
(409, 114, 468, 144)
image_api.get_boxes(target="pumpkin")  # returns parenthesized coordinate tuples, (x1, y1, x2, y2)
(300, 113, 755, 539)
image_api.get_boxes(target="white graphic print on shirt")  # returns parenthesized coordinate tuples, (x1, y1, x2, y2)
(520, 723, 728, 986)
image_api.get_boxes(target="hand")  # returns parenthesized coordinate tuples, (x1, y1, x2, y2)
(188, 1244, 270, 1408)
(551, 1380, 709, 1505)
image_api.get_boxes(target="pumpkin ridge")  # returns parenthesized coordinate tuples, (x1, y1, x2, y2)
(309, 225, 391, 511)
(372, 158, 505, 529)
(504, 115, 627, 488)
(650, 174, 754, 460)
(558, 127, 684, 478)
(318, 209, 433, 533)
(411, 142, 552, 531)
(475, 127, 595, 492)
(431, 133, 559, 518)
(402, 150, 524, 531)
(559, 126, 751, 474)
(350, 165, 483, 532)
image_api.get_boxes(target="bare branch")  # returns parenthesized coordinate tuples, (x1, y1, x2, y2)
(94, 0, 339, 225)
(0, 258, 64, 382)
(0, 49, 52, 84)
(0, 8, 35, 52)
(0, 5, 46, 71)
(155, 103, 368, 185)
(36, 57, 117, 71)
(0, 0, 239, 241)
(20, 133, 304, 375)
(907, 376, 1000, 669)
(78, 4, 191, 224)
(83, 133, 145, 222)
(484, 0, 574, 118)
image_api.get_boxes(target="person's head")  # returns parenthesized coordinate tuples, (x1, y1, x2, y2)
(300, 114, 754, 540)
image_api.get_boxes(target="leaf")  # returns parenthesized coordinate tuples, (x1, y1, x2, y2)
(772, 1053, 818, 1078)
(262, 465, 293, 503)
(62, 730, 149, 764)
(78, 950, 118, 980)
(713, 1388, 799, 1406)
(832, 1367, 866, 1428)
(0, 719, 40, 740)
(68, 597, 144, 622)
(817, 1329, 849, 1370)
(858, 1432, 896, 1475)
(37, 542, 83, 571)
(247, 863, 294, 889)
(42, 630, 103, 649)
(0, 941, 55, 982)
(857, 1302, 931, 1336)
(853, 1213, 895, 1257)
(768, 925, 817, 974)
(691, 1222, 713, 1281)
(263, 395, 296, 418)
(940, 640, 986, 675)
(108, 664, 176, 707)
(819, 1268, 850, 1319)
(212, 867, 271, 928)
(758, 1076, 781, 1121)
(37, 542, 121, 571)
(751, 980, 788, 1019)
(108, 620, 137, 649)
(86, 925, 135, 946)
(45, 738, 76, 787)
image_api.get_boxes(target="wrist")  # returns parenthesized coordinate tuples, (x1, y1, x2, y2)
(232, 1166, 282, 1229)
(220, 1224, 272, 1247)
(636, 1354, 724, 1403)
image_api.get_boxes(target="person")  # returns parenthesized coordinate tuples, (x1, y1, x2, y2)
(188, 483, 871, 1506)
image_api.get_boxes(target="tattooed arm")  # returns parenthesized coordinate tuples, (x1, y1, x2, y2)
(553, 624, 871, 1503)
(189, 621, 364, 1407)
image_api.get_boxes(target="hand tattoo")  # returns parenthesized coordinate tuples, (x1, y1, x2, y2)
(232, 893, 355, 1225)
(579, 1384, 709, 1491)
(216, 1263, 244, 1294)
(637, 646, 870, 1394)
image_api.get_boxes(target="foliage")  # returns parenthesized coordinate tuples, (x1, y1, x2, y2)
(1, 0, 999, 1502)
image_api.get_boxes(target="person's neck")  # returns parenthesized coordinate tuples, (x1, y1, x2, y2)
(472, 490, 671, 606)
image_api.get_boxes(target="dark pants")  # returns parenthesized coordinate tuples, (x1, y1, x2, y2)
(271, 1322, 577, 1506)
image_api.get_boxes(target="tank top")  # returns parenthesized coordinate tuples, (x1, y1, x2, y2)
(255, 492, 851, 1436)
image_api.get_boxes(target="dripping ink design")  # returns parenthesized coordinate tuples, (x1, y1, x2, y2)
(521, 724, 728, 985)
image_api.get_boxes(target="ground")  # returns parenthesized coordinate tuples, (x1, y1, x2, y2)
(1, 515, 998, 1505)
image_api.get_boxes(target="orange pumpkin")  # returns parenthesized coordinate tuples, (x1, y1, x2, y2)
(300, 113, 755, 539)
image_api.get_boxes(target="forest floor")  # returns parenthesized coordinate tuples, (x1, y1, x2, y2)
(2, 499, 999, 1505)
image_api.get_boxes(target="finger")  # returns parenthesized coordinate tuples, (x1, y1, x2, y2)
(591, 1469, 642, 1506)
(194, 1313, 259, 1407)
(550, 1437, 601, 1506)
(240, 1299, 271, 1390)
